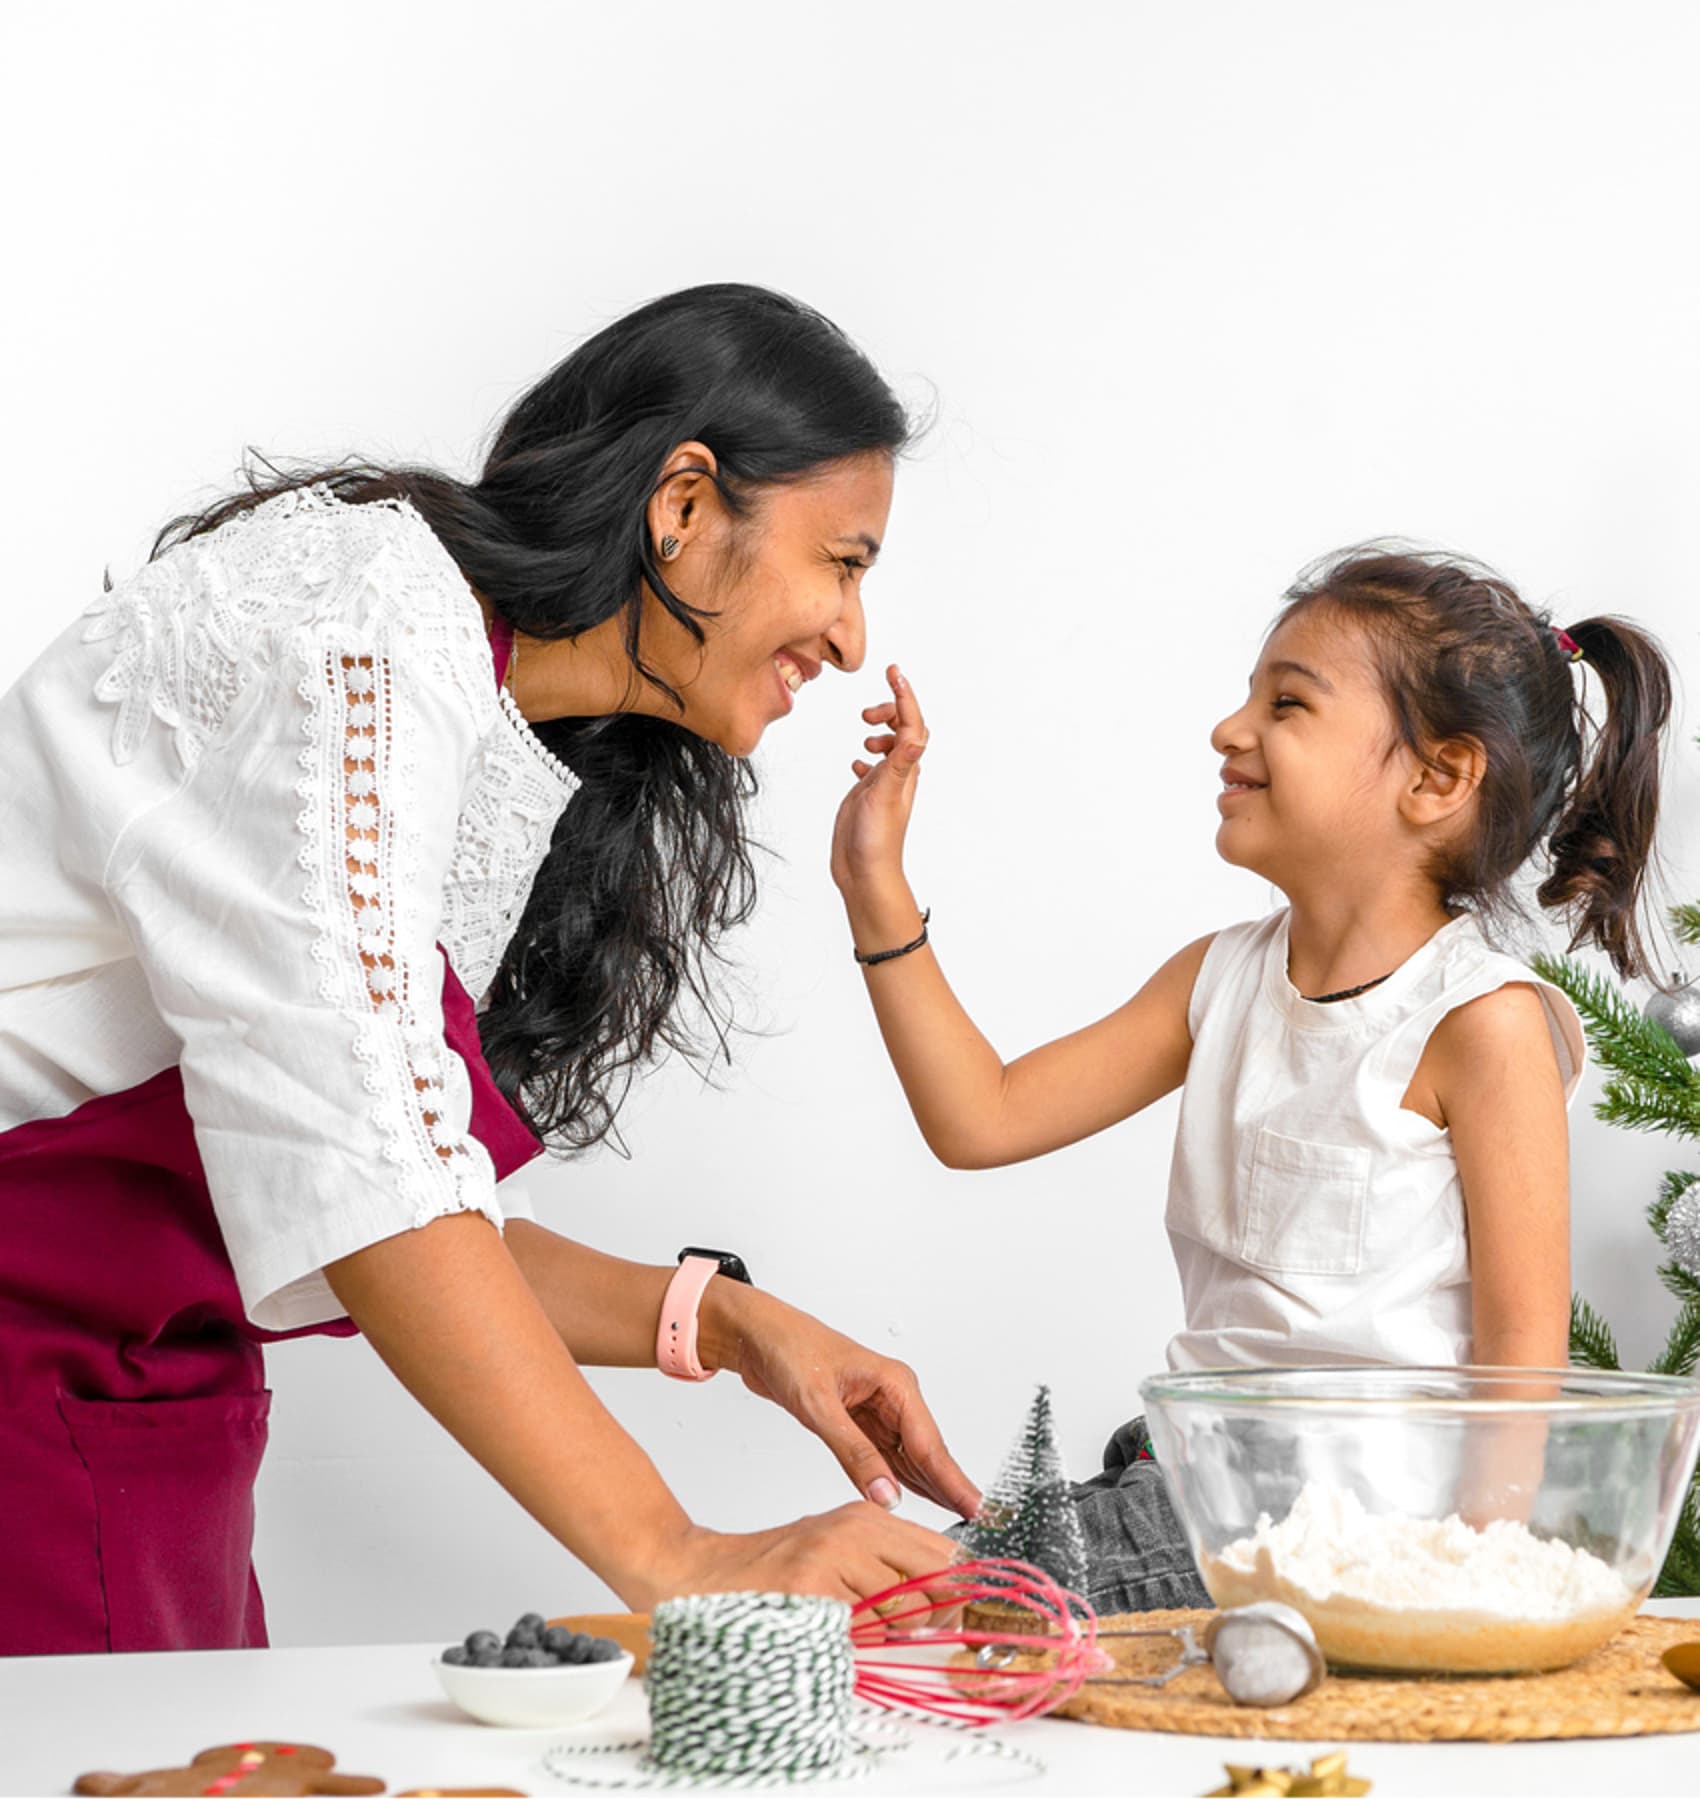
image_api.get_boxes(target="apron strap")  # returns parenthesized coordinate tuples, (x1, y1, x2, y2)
(489, 616, 515, 692)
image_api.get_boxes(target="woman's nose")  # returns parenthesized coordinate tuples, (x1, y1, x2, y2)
(824, 585, 867, 674)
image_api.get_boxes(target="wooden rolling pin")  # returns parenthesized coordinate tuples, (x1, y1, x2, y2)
(549, 1611, 653, 1674)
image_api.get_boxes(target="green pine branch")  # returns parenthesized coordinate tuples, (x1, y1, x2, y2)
(1650, 1298, 1700, 1378)
(1656, 1536, 1700, 1600)
(1568, 1295, 1621, 1370)
(1653, 1485, 1700, 1599)
(1658, 1259, 1700, 1305)
(1596, 1077, 1700, 1142)
(1533, 954, 1700, 1092)
(1671, 901, 1700, 948)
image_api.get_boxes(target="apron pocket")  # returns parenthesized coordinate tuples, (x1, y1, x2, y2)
(1241, 1127, 1369, 1277)
(57, 1390, 271, 1652)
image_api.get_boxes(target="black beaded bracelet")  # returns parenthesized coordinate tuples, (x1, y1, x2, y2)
(854, 908, 931, 967)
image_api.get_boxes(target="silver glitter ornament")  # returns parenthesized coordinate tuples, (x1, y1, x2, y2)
(1202, 1602, 1326, 1706)
(1646, 973, 1700, 1059)
(1666, 1187, 1700, 1282)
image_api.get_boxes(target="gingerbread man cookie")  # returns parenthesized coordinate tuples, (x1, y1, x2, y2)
(75, 1741, 384, 1797)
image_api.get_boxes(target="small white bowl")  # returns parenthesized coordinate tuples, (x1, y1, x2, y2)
(432, 1650, 634, 1727)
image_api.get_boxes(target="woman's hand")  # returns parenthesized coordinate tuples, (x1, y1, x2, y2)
(327, 1215, 972, 1618)
(641, 1503, 965, 1619)
(701, 1281, 982, 1521)
(831, 663, 929, 897)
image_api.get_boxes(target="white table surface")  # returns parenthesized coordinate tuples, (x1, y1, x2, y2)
(3, 1601, 1697, 1799)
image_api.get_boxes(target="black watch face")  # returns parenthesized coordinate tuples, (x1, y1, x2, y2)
(679, 1246, 753, 1285)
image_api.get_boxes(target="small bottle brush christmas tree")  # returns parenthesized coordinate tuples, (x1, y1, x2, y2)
(957, 1384, 1089, 1598)
(1534, 778, 1700, 1594)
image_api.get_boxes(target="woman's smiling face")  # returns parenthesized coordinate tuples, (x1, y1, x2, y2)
(648, 449, 895, 757)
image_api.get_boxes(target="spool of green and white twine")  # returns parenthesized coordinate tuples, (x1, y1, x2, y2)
(541, 1583, 1053, 1789)
(645, 1592, 856, 1781)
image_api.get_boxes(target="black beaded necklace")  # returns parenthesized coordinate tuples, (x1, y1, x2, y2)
(1301, 971, 1394, 1004)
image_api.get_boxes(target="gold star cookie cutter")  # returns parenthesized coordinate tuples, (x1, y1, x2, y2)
(1205, 1749, 1371, 1796)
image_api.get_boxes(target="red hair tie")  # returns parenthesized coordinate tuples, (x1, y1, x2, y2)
(1553, 626, 1585, 662)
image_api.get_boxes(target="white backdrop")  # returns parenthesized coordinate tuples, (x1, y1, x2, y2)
(4, 1, 1697, 1645)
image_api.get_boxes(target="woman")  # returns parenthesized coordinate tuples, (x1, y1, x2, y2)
(0, 283, 977, 1656)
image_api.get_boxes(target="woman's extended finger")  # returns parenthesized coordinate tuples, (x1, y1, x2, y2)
(881, 1394, 982, 1521)
(862, 702, 897, 726)
(864, 733, 897, 755)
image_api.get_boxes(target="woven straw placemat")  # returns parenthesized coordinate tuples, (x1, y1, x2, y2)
(1045, 1608, 1700, 1742)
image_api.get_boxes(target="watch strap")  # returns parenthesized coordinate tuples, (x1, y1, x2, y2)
(657, 1254, 720, 1382)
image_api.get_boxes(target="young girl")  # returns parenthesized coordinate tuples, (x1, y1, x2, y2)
(830, 546, 1674, 1612)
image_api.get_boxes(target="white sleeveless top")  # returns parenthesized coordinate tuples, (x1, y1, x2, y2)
(1163, 909, 1586, 1371)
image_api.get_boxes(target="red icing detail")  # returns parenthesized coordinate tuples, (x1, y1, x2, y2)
(277, 1746, 298, 1755)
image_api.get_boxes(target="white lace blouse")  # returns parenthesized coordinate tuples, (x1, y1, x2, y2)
(0, 485, 580, 1329)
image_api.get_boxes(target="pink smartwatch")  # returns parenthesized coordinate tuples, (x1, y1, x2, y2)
(657, 1247, 753, 1382)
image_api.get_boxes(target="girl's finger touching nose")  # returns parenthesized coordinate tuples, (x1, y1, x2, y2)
(890, 665, 927, 758)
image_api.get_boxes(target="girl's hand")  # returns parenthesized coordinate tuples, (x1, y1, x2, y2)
(645, 1504, 965, 1619)
(831, 664, 929, 896)
(701, 1280, 982, 1520)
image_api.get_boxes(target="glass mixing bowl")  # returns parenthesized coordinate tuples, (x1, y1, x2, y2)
(1141, 1366, 1700, 1674)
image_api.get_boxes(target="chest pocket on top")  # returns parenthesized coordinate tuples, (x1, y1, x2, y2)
(1241, 1126, 1370, 1277)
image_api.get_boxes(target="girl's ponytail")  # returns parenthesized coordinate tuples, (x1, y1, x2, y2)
(1535, 617, 1674, 980)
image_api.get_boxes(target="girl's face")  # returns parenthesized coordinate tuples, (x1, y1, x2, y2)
(649, 450, 895, 757)
(1210, 607, 1422, 891)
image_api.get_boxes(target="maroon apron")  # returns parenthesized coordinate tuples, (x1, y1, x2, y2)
(0, 620, 540, 1656)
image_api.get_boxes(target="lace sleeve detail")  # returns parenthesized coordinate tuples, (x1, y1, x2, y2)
(296, 639, 493, 1228)
(82, 485, 374, 771)
(81, 483, 497, 774)
(95, 492, 518, 1330)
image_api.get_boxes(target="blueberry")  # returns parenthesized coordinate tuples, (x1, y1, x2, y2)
(471, 1647, 503, 1668)
(514, 1612, 547, 1634)
(501, 1646, 535, 1667)
(520, 1647, 553, 1667)
(441, 1644, 469, 1665)
(556, 1633, 591, 1664)
(505, 1625, 542, 1650)
(541, 1625, 575, 1659)
(585, 1637, 625, 1663)
(464, 1630, 501, 1658)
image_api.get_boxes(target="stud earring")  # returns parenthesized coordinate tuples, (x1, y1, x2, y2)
(660, 535, 680, 559)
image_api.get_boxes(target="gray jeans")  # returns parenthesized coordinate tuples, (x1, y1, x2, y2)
(1071, 1415, 1212, 1615)
(949, 1414, 1211, 1615)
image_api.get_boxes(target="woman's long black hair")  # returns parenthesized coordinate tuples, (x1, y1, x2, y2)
(153, 283, 912, 1149)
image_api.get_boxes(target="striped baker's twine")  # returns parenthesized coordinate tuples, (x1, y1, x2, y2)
(541, 1592, 1048, 1790)
(646, 1594, 855, 1780)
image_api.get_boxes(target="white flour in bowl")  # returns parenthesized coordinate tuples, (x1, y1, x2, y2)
(1202, 1480, 1638, 1673)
